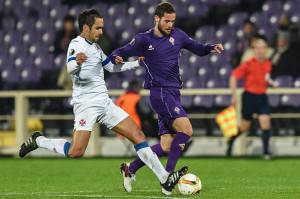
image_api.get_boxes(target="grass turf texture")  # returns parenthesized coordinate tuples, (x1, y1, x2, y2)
(0, 157, 299, 199)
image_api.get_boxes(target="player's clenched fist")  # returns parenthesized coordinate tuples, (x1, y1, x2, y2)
(76, 52, 87, 65)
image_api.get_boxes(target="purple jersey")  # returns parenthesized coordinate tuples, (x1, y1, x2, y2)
(110, 28, 214, 89)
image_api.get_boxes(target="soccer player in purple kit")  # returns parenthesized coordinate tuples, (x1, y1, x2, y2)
(110, 2, 224, 192)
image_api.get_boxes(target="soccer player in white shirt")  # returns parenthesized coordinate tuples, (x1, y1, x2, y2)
(19, 9, 187, 195)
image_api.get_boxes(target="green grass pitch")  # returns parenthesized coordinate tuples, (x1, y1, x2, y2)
(0, 157, 299, 199)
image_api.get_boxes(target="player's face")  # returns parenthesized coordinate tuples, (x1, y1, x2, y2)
(252, 39, 267, 60)
(157, 13, 176, 36)
(88, 17, 104, 42)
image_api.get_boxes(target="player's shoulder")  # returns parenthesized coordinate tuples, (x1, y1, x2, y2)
(135, 29, 152, 39)
(172, 27, 187, 35)
(69, 36, 84, 47)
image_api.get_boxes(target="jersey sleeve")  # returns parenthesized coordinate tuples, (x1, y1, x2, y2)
(180, 29, 215, 56)
(232, 62, 249, 80)
(102, 50, 140, 72)
(109, 34, 145, 64)
(66, 40, 82, 74)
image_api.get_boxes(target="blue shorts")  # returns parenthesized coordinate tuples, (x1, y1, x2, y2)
(242, 91, 270, 120)
(149, 88, 187, 135)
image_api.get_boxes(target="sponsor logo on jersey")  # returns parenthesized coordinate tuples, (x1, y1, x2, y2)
(147, 45, 155, 51)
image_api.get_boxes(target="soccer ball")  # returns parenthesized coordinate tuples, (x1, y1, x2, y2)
(177, 173, 202, 195)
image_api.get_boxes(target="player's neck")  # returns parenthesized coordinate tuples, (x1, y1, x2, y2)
(80, 33, 93, 43)
(154, 26, 164, 37)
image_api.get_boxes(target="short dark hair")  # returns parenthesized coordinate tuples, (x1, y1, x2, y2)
(251, 33, 269, 46)
(154, 2, 175, 17)
(64, 15, 75, 23)
(78, 9, 102, 32)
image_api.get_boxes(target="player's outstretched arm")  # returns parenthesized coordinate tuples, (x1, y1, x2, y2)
(109, 34, 145, 64)
(180, 29, 224, 56)
(103, 60, 140, 73)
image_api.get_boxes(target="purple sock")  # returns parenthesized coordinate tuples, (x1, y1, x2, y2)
(129, 143, 166, 174)
(166, 132, 190, 172)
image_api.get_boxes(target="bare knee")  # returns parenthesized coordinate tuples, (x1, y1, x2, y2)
(161, 141, 171, 153)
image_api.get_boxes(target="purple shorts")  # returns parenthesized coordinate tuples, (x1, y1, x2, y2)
(149, 87, 187, 135)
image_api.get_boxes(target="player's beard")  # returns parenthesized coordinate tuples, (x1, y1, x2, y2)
(157, 22, 171, 36)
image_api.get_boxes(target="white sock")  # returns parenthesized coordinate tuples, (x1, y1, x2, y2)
(136, 146, 169, 184)
(36, 136, 70, 156)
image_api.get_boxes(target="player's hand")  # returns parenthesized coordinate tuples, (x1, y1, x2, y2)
(115, 56, 124, 64)
(211, 44, 224, 54)
(76, 52, 87, 65)
(138, 56, 145, 62)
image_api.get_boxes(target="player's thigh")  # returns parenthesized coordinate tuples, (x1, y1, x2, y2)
(160, 134, 175, 153)
(172, 117, 193, 136)
(69, 130, 91, 157)
(112, 116, 145, 144)
(239, 119, 251, 132)
(258, 114, 271, 130)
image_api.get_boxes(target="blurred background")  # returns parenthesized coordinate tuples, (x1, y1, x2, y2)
(0, 0, 300, 157)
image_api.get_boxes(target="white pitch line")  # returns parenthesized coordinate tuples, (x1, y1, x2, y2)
(0, 192, 188, 199)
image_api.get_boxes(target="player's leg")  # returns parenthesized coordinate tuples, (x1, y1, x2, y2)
(19, 130, 91, 158)
(127, 120, 175, 175)
(227, 91, 254, 156)
(67, 130, 91, 158)
(257, 94, 272, 159)
(19, 131, 71, 158)
(226, 119, 251, 156)
(113, 116, 187, 195)
(20, 102, 95, 158)
(105, 99, 187, 195)
(165, 117, 192, 172)
(113, 117, 169, 182)
(258, 114, 272, 158)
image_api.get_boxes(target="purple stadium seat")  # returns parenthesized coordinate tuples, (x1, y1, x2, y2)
(268, 95, 280, 108)
(1, 68, 21, 84)
(275, 76, 294, 87)
(193, 95, 214, 108)
(293, 77, 300, 87)
(262, 1, 282, 16)
(187, 3, 209, 17)
(214, 95, 231, 107)
(54, 54, 66, 69)
(21, 67, 41, 83)
(181, 96, 193, 109)
(195, 26, 216, 43)
(280, 94, 300, 107)
(227, 12, 248, 28)
(184, 78, 200, 88)
(206, 78, 227, 88)
(119, 29, 135, 44)
(250, 12, 268, 28)
(283, 0, 300, 15)
(290, 13, 300, 25)
(215, 26, 235, 43)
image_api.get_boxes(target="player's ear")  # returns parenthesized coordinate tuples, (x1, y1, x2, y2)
(82, 24, 90, 32)
(154, 15, 160, 24)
